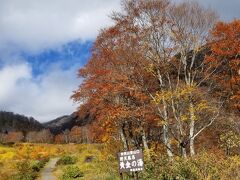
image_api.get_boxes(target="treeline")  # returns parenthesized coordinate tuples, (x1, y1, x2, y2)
(0, 125, 92, 144)
(71, 0, 240, 158)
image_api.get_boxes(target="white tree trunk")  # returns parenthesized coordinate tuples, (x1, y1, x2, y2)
(181, 146, 187, 158)
(120, 127, 128, 150)
(162, 98, 173, 159)
(142, 129, 150, 159)
(189, 102, 195, 156)
(163, 124, 173, 158)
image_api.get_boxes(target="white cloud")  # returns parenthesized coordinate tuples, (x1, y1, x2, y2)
(0, 0, 239, 55)
(0, 63, 81, 122)
(0, 63, 31, 99)
(0, 0, 121, 54)
(173, 0, 240, 21)
(0, 0, 121, 122)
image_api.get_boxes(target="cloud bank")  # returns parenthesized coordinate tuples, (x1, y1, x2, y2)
(174, 0, 240, 21)
(0, 0, 121, 121)
(0, 0, 121, 54)
(0, 62, 81, 122)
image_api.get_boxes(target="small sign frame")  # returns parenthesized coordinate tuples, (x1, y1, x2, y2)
(118, 149, 144, 179)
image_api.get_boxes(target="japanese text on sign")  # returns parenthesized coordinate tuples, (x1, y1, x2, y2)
(118, 149, 144, 173)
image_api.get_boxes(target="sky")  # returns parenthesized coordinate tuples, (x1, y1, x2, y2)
(0, 0, 239, 122)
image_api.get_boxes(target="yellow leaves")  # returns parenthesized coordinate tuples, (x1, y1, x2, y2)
(191, 115, 197, 121)
(145, 63, 157, 76)
(195, 100, 209, 111)
(157, 120, 167, 126)
(0, 146, 15, 161)
(177, 85, 197, 98)
(15, 143, 62, 160)
(102, 134, 109, 142)
(154, 85, 197, 104)
(154, 90, 173, 103)
(180, 115, 188, 122)
(220, 131, 240, 149)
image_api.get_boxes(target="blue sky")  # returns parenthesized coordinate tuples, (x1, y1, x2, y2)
(0, 0, 239, 122)
(21, 40, 92, 76)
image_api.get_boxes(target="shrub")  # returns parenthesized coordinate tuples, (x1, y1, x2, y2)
(57, 155, 77, 165)
(141, 152, 240, 180)
(14, 160, 37, 180)
(142, 156, 199, 180)
(31, 161, 42, 172)
(13, 173, 36, 180)
(31, 158, 49, 172)
(61, 165, 84, 179)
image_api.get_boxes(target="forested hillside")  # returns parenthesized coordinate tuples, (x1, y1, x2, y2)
(0, 111, 42, 133)
(43, 112, 91, 135)
(0, 111, 91, 143)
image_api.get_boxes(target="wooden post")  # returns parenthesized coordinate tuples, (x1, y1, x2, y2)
(136, 172, 139, 180)
(120, 172, 123, 180)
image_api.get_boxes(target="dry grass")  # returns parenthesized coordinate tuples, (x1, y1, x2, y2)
(0, 143, 121, 179)
(54, 144, 120, 180)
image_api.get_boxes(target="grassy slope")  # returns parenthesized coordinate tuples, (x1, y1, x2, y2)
(54, 144, 120, 180)
(0, 144, 120, 179)
(1, 143, 240, 179)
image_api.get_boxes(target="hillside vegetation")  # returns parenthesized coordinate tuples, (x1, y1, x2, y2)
(0, 143, 240, 179)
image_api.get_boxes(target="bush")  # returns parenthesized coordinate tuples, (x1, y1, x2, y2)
(13, 174, 35, 180)
(14, 160, 37, 180)
(57, 155, 77, 165)
(31, 158, 49, 172)
(13, 158, 49, 180)
(31, 161, 42, 172)
(142, 156, 199, 180)
(61, 165, 84, 179)
(141, 152, 240, 180)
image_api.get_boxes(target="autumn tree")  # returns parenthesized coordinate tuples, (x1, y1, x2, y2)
(69, 126, 82, 143)
(0, 131, 24, 143)
(165, 1, 219, 156)
(220, 131, 240, 155)
(206, 20, 240, 115)
(62, 129, 70, 143)
(25, 129, 53, 143)
(54, 133, 65, 144)
(72, 0, 230, 159)
(26, 131, 38, 143)
(39, 129, 54, 143)
(109, 0, 218, 157)
(72, 18, 158, 152)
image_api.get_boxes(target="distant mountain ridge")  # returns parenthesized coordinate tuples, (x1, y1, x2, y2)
(0, 111, 43, 133)
(0, 111, 90, 135)
(43, 113, 79, 134)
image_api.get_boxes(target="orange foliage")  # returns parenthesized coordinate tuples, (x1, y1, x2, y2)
(206, 20, 240, 114)
(1, 132, 24, 143)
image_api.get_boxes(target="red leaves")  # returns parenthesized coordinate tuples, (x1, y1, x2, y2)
(71, 9, 159, 143)
(207, 20, 240, 114)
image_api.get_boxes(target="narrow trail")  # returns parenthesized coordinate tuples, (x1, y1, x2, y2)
(39, 158, 59, 180)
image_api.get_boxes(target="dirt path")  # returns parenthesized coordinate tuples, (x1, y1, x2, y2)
(39, 158, 59, 180)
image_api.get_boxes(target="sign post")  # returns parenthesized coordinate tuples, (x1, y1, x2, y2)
(118, 149, 144, 179)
